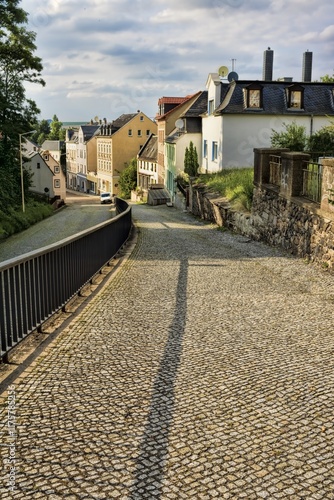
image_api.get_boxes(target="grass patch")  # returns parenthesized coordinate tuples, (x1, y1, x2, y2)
(0, 200, 54, 239)
(196, 167, 254, 212)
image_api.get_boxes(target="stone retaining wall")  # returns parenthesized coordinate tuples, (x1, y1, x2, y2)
(189, 154, 334, 271)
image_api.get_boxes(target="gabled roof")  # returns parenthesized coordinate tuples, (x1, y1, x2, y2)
(138, 134, 158, 161)
(41, 140, 64, 150)
(158, 96, 189, 105)
(214, 80, 334, 116)
(156, 92, 202, 121)
(80, 125, 100, 141)
(182, 91, 208, 118)
(24, 151, 54, 175)
(111, 113, 137, 129)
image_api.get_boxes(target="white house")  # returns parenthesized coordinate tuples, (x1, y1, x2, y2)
(25, 151, 66, 203)
(202, 51, 334, 171)
(164, 91, 208, 197)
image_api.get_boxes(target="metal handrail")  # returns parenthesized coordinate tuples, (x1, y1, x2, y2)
(0, 198, 132, 361)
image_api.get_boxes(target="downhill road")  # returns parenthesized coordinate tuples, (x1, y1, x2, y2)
(0, 202, 333, 499)
(0, 192, 115, 263)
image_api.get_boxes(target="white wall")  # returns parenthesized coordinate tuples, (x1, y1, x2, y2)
(222, 115, 334, 168)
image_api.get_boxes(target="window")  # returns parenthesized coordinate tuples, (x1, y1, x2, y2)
(212, 141, 218, 161)
(146, 130, 150, 136)
(140, 115, 144, 121)
(203, 140, 208, 158)
(245, 84, 263, 108)
(208, 99, 214, 115)
(290, 90, 302, 108)
(54, 166, 60, 173)
(54, 179, 60, 188)
(249, 89, 261, 108)
(287, 84, 304, 109)
(128, 129, 132, 136)
(37, 162, 40, 169)
(138, 130, 142, 137)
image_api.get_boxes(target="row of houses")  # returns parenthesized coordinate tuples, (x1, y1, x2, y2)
(24, 49, 334, 204)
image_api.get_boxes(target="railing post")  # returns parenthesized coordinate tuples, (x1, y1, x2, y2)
(280, 151, 310, 198)
(320, 158, 334, 213)
(253, 148, 290, 187)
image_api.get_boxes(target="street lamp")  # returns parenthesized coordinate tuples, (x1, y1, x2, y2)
(19, 130, 36, 212)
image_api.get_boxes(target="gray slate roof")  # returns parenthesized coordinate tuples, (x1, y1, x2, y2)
(182, 91, 208, 117)
(214, 81, 334, 116)
(138, 134, 158, 161)
(80, 125, 100, 141)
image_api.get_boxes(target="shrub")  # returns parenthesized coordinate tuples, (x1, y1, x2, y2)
(0, 201, 53, 239)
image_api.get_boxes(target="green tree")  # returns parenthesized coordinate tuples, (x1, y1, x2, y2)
(308, 122, 334, 153)
(0, 0, 45, 213)
(184, 141, 199, 177)
(30, 119, 50, 145)
(320, 73, 334, 83)
(270, 121, 307, 151)
(119, 158, 137, 199)
(49, 114, 65, 140)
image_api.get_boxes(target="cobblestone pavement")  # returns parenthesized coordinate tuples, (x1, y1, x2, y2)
(0, 203, 333, 499)
(0, 191, 114, 262)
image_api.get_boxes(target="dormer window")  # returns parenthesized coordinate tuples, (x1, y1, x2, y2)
(287, 84, 304, 109)
(249, 90, 261, 108)
(245, 83, 263, 109)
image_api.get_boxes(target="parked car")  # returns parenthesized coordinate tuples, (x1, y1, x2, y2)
(100, 192, 112, 204)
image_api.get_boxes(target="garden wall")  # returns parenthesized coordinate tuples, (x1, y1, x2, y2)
(189, 150, 334, 270)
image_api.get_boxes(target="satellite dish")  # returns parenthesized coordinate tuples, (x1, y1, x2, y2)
(218, 65, 229, 77)
(175, 118, 184, 129)
(228, 71, 239, 82)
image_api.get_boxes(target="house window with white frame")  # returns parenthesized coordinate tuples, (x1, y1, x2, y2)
(128, 129, 133, 136)
(54, 166, 60, 173)
(208, 100, 214, 115)
(54, 179, 60, 188)
(203, 140, 208, 158)
(138, 130, 142, 137)
(212, 141, 218, 161)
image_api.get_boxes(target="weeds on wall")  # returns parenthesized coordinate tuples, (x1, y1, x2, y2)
(197, 168, 254, 212)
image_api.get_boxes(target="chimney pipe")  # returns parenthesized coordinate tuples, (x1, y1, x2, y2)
(262, 47, 274, 81)
(302, 50, 313, 82)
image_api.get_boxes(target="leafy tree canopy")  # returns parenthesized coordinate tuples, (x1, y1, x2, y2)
(320, 73, 334, 83)
(270, 122, 307, 151)
(119, 158, 137, 199)
(0, 0, 45, 214)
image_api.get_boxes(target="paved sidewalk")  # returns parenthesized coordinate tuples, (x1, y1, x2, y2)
(0, 203, 333, 499)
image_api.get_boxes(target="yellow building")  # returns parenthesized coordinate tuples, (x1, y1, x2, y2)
(96, 111, 157, 196)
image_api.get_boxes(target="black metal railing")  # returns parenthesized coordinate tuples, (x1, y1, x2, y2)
(0, 198, 132, 361)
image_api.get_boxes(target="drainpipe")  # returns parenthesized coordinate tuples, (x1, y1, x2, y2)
(310, 114, 314, 137)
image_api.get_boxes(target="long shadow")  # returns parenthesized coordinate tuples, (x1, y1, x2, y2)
(128, 257, 188, 499)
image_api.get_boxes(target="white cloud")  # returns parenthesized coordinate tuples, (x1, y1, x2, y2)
(20, 0, 334, 121)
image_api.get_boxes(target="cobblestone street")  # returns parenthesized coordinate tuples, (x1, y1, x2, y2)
(0, 203, 333, 499)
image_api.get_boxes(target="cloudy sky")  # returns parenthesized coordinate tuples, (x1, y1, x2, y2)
(21, 0, 334, 123)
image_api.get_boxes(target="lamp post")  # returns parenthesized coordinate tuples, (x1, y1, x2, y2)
(19, 130, 36, 212)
